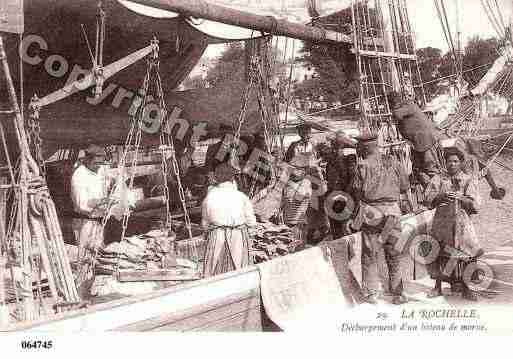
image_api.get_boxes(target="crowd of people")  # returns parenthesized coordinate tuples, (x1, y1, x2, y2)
(68, 90, 501, 304)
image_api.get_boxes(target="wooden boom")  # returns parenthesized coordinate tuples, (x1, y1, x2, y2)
(128, 0, 381, 45)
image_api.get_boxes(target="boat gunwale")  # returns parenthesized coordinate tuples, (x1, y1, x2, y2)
(2, 265, 259, 332)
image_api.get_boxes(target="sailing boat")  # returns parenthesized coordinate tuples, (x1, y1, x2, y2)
(425, 0, 513, 152)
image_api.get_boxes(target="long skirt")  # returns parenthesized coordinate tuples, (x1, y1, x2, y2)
(72, 218, 104, 296)
(72, 218, 104, 264)
(203, 227, 250, 277)
(427, 203, 481, 281)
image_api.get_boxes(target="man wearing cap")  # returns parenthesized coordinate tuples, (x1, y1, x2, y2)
(351, 134, 412, 305)
(285, 123, 330, 244)
(70, 145, 112, 273)
(388, 91, 442, 186)
(325, 131, 358, 238)
(202, 162, 257, 277)
(284, 123, 318, 164)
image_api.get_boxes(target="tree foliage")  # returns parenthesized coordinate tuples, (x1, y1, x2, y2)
(415, 36, 500, 100)
(204, 41, 288, 89)
(461, 36, 500, 86)
(295, 7, 359, 106)
(205, 42, 246, 88)
(296, 1, 502, 106)
(416, 47, 443, 99)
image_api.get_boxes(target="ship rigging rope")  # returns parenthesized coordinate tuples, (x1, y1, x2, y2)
(480, 132, 513, 177)
(480, 0, 506, 39)
(433, 0, 459, 76)
(283, 39, 296, 134)
(77, 41, 198, 283)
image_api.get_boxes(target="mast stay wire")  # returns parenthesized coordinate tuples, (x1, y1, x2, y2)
(433, 0, 459, 77)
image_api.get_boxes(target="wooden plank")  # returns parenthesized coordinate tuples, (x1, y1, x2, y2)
(116, 289, 260, 331)
(117, 269, 201, 282)
(189, 307, 262, 332)
(352, 49, 417, 60)
(106, 164, 162, 178)
(167, 294, 260, 332)
(0, 177, 6, 242)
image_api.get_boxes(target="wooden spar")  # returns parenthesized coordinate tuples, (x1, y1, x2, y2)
(379, 1, 401, 91)
(128, 0, 380, 45)
(36, 43, 158, 109)
(350, 49, 416, 60)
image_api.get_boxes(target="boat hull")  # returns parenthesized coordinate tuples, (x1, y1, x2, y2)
(3, 211, 434, 332)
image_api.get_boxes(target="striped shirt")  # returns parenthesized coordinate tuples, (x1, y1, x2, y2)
(282, 178, 312, 225)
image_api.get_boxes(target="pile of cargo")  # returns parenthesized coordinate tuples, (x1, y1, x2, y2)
(93, 221, 301, 275)
(95, 233, 173, 275)
(251, 222, 302, 264)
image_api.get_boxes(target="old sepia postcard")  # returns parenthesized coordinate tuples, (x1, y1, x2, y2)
(1, 1, 513, 352)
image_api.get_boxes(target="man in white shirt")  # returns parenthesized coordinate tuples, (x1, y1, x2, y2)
(202, 162, 257, 277)
(70, 145, 111, 267)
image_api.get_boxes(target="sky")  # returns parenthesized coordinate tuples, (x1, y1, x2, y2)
(409, 0, 513, 51)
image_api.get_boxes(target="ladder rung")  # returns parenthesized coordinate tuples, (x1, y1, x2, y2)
(352, 49, 417, 60)
(362, 82, 389, 86)
(0, 110, 14, 114)
(365, 113, 392, 117)
(381, 140, 407, 147)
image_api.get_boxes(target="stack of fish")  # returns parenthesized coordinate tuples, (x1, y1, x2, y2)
(95, 233, 175, 275)
(251, 222, 302, 264)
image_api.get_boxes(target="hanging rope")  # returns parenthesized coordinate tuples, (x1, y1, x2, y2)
(75, 40, 167, 283)
(433, 0, 459, 77)
(481, 0, 506, 39)
(283, 39, 296, 130)
(480, 132, 513, 177)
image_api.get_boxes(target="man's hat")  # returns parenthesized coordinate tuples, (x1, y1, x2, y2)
(355, 134, 379, 150)
(214, 161, 236, 183)
(84, 144, 105, 158)
(443, 147, 465, 162)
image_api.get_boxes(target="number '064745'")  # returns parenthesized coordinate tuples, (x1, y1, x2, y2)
(21, 340, 53, 349)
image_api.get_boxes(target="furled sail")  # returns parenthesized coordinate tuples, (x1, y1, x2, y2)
(472, 45, 513, 97)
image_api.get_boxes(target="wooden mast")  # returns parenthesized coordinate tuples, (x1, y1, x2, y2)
(380, 0, 401, 92)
